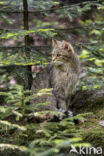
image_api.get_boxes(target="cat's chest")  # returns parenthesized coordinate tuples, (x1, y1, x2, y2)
(53, 69, 71, 85)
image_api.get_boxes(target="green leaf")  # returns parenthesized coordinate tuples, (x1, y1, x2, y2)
(0, 120, 27, 131)
(95, 59, 104, 66)
(0, 144, 27, 152)
(79, 49, 90, 58)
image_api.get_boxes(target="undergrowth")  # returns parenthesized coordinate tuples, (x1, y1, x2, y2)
(0, 84, 90, 156)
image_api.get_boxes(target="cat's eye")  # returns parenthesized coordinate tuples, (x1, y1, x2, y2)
(56, 54, 60, 56)
(52, 53, 60, 57)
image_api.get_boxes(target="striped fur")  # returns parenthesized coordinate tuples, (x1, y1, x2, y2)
(32, 40, 80, 111)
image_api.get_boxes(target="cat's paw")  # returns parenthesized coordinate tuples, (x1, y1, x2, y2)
(47, 109, 73, 122)
(56, 108, 73, 120)
(64, 110, 73, 117)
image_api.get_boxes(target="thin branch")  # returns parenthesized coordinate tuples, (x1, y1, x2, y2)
(0, 41, 103, 50)
(0, 23, 104, 34)
(0, 0, 103, 14)
(0, 46, 50, 49)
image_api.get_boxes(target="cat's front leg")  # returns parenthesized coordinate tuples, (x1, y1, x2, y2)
(56, 99, 73, 121)
(65, 96, 71, 110)
(57, 98, 67, 111)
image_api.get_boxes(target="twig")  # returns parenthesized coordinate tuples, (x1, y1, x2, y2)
(0, 0, 103, 14)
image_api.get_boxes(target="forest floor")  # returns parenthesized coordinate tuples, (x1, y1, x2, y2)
(71, 89, 104, 155)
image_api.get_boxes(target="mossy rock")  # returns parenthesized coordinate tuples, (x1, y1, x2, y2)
(71, 88, 104, 156)
(78, 110, 104, 156)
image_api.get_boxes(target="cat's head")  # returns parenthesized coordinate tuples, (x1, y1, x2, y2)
(52, 39, 74, 66)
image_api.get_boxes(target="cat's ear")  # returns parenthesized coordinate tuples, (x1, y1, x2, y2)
(52, 39, 60, 47)
(63, 41, 70, 49)
(63, 40, 74, 53)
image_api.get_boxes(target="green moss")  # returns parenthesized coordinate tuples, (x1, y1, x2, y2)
(79, 111, 104, 148)
(82, 98, 104, 112)
(95, 109, 104, 120)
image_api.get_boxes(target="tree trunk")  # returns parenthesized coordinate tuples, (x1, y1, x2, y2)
(23, 0, 33, 90)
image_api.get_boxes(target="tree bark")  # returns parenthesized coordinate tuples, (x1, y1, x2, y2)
(23, 0, 33, 90)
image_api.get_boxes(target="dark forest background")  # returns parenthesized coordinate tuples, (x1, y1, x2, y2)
(0, 0, 104, 156)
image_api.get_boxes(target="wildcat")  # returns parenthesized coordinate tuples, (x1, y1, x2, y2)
(32, 39, 80, 111)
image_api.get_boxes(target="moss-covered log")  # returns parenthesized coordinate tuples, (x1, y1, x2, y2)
(71, 88, 104, 114)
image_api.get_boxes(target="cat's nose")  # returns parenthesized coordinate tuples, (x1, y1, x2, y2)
(52, 57, 56, 61)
